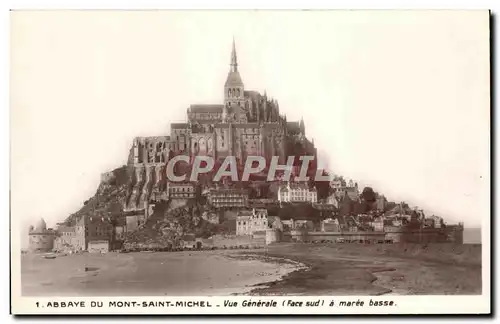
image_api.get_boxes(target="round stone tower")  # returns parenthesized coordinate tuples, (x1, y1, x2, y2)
(28, 218, 56, 253)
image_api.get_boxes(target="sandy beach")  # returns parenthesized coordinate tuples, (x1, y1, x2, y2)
(21, 250, 302, 296)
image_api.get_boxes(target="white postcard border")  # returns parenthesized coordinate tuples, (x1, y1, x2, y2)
(8, 8, 492, 316)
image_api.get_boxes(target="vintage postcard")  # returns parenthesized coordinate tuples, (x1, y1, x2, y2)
(10, 10, 490, 315)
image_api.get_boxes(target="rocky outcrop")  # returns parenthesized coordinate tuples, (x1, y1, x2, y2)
(126, 165, 145, 210)
(138, 166, 154, 208)
(152, 164, 166, 194)
(123, 200, 220, 249)
(64, 165, 131, 225)
(64, 164, 219, 250)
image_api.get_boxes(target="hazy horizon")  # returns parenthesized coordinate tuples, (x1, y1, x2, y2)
(11, 10, 489, 233)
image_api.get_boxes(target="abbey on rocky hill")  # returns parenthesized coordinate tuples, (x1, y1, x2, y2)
(125, 39, 318, 210)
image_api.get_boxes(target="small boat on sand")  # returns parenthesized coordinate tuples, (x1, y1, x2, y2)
(43, 255, 56, 259)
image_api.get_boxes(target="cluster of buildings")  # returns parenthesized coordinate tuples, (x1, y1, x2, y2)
(202, 180, 321, 209)
(232, 205, 463, 245)
(329, 177, 360, 200)
(28, 215, 120, 254)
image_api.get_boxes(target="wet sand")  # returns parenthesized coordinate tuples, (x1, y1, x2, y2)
(21, 250, 302, 296)
(243, 243, 482, 296)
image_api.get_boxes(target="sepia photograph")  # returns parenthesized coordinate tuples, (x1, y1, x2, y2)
(9, 9, 490, 315)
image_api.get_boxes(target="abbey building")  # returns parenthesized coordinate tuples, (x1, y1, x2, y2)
(126, 40, 317, 210)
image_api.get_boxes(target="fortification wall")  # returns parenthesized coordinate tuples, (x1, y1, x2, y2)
(283, 231, 386, 243)
(210, 234, 265, 248)
(280, 227, 463, 244)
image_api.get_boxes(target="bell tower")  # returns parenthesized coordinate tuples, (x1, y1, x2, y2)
(224, 38, 245, 122)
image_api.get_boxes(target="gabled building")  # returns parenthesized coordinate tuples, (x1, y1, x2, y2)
(208, 188, 249, 209)
(236, 208, 273, 236)
(278, 182, 318, 203)
(235, 210, 253, 236)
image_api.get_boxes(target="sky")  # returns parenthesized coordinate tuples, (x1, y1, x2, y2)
(11, 10, 489, 236)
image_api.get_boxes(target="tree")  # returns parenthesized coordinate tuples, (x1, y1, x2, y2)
(385, 201, 397, 212)
(314, 170, 331, 200)
(361, 187, 377, 203)
(278, 203, 319, 221)
(339, 194, 353, 217)
(354, 200, 373, 214)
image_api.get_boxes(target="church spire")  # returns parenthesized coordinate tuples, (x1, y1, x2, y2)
(225, 37, 243, 88)
(230, 37, 238, 73)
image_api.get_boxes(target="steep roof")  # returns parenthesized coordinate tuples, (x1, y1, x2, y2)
(56, 225, 75, 233)
(171, 123, 188, 129)
(244, 90, 261, 99)
(225, 71, 244, 87)
(289, 182, 311, 190)
(34, 218, 47, 232)
(287, 121, 301, 133)
(189, 104, 224, 113)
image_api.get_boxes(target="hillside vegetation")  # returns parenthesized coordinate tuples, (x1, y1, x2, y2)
(63, 165, 132, 225)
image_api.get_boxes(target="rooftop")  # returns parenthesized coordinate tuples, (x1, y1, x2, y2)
(225, 70, 244, 87)
(287, 121, 301, 133)
(56, 225, 75, 233)
(171, 123, 188, 129)
(189, 104, 224, 113)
